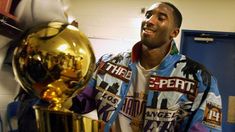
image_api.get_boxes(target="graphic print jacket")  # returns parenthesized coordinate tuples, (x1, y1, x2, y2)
(70, 41, 222, 132)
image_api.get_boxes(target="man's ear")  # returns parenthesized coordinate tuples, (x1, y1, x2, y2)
(170, 28, 180, 38)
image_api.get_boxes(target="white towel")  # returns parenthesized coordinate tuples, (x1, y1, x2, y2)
(14, 0, 68, 29)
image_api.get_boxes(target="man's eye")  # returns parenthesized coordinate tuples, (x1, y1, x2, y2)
(158, 16, 166, 21)
(145, 12, 152, 19)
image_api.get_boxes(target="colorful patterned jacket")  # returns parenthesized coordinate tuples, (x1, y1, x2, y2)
(70, 41, 222, 132)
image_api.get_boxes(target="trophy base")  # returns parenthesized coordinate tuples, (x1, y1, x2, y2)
(33, 105, 104, 132)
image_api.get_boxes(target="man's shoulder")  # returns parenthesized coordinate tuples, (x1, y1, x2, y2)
(175, 55, 212, 86)
(175, 55, 208, 72)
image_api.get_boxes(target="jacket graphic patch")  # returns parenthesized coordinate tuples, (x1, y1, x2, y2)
(203, 101, 222, 130)
(149, 76, 197, 97)
(120, 94, 146, 119)
(145, 108, 178, 121)
(95, 81, 121, 122)
(144, 108, 178, 131)
(98, 62, 132, 82)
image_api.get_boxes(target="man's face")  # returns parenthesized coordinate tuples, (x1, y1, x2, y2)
(141, 3, 179, 49)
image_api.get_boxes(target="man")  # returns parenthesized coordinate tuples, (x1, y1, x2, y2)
(68, 2, 222, 132)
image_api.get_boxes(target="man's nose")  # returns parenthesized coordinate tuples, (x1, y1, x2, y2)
(146, 15, 157, 25)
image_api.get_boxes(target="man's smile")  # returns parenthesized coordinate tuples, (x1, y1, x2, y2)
(142, 26, 157, 36)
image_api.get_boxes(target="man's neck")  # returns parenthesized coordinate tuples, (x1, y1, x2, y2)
(140, 41, 171, 70)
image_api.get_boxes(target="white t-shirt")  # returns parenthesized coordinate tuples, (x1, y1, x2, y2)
(113, 61, 158, 132)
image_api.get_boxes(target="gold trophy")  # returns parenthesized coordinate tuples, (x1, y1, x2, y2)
(12, 22, 103, 132)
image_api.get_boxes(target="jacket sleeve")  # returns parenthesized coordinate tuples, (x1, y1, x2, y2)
(69, 78, 98, 114)
(187, 72, 222, 132)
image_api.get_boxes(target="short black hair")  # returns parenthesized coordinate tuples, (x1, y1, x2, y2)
(162, 2, 182, 28)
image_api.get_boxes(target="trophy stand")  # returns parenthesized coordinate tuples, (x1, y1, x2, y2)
(34, 105, 77, 132)
(34, 106, 104, 132)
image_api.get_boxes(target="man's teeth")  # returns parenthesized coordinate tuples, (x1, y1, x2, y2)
(145, 29, 154, 33)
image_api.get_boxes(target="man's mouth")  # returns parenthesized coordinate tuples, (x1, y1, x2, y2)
(142, 26, 157, 35)
(143, 29, 155, 34)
